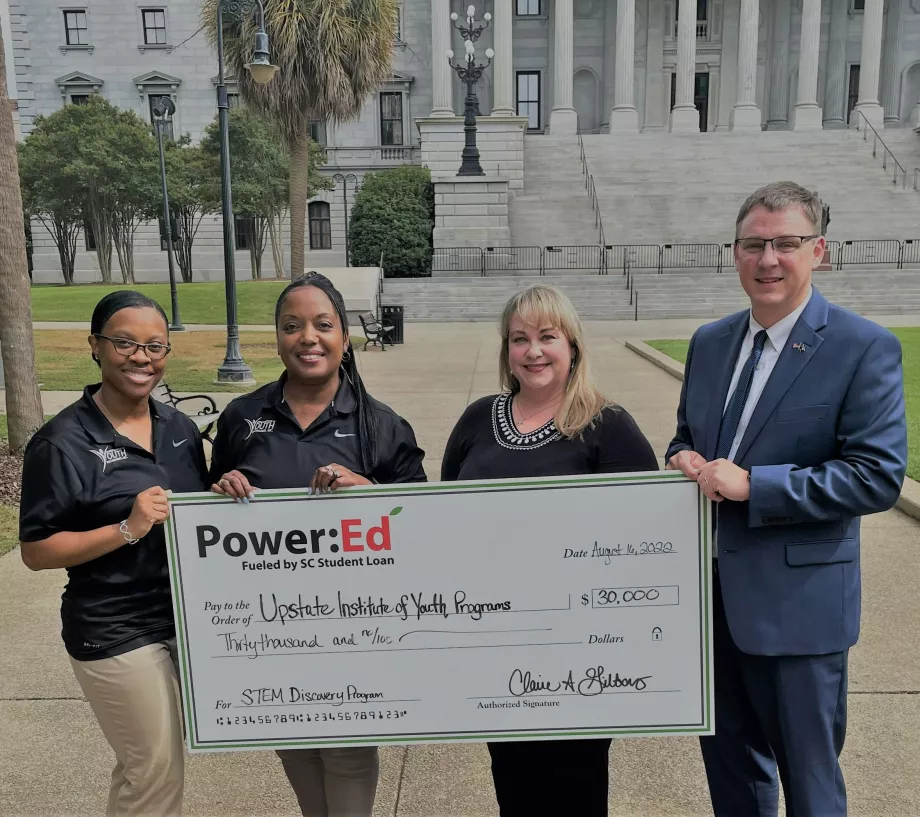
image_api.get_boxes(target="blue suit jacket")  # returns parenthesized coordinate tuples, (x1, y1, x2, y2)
(666, 289, 907, 656)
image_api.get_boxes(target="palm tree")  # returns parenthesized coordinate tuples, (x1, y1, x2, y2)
(0, 27, 43, 453)
(202, 0, 399, 277)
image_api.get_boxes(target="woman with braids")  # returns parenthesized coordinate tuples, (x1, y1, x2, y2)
(209, 272, 426, 817)
(18, 290, 209, 816)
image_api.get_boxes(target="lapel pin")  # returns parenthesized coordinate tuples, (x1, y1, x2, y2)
(792, 343, 807, 353)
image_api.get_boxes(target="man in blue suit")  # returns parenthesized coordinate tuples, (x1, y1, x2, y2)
(666, 181, 907, 816)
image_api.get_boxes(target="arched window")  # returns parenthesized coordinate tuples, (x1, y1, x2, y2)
(308, 201, 332, 250)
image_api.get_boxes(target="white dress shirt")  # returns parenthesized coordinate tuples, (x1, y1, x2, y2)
(722, 287, 813, 463)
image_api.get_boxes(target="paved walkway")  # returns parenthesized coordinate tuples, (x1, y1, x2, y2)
(2, 323, 919, 815)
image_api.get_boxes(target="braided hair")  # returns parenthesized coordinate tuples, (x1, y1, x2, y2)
(274, 272, 379, 474)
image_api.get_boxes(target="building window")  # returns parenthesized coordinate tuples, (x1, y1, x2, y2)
(142, 9, 167, 45)
(234, 216, 253, 251)
(309, 120, 327, 145)
(63, 10, 89, 46)
(148, 95, 174, 140)
(84, 221, 96, 252)
(228, 92, 241, 109)
(851, 0, 865, 9)
(516, 0, 541, 15)
(516, 71, 541, 130)
(395, 3, 402, 39)
(380, 93, 404, 145)
(308, 202, 332, 250)
(70, 94, 90, 105)
(847, 65, 860, 123)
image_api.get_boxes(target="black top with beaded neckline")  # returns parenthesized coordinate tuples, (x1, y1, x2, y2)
(441, 393, 659, 482)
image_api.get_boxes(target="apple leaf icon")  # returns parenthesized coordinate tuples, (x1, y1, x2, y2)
(390, 506, 403, 516)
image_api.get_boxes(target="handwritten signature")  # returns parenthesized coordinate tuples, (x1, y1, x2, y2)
(508, 666, 652, 697)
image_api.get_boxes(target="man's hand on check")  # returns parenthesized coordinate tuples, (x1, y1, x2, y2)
(667, 449, 707, 479)
(697, 459, 750, 503)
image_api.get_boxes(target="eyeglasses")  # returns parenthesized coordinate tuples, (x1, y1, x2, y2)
(93, 334, 172, 360)
(734, 235, 820, 255)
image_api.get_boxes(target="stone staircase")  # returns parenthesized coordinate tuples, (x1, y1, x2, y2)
(581, 129, 920, 245)
(382, 275, 636, 321)
(507, 136, 601, 250)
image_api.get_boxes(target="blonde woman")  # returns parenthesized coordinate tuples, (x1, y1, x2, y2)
(441, 284, 658, 816)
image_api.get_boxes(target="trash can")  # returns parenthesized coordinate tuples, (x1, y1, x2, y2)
(381, 305, 404, 345)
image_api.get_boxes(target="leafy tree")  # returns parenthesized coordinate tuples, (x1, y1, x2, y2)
(18, 132, 82, 284)
(200, 106, 331, 279)
(0, 27, 43, 452)
(202, 0, 399, 276)
(348, 166, 434, 277)
(162, 136, 213, 283)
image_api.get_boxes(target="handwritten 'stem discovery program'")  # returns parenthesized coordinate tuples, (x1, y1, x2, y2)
(166, 473, 713, 751)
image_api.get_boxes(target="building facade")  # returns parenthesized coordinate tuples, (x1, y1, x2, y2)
(10, 0, 920, 280)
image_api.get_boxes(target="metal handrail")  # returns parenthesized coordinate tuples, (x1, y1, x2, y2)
(377, 252, 384, 313)
(853, 110, 907, 187)
(914, 167, 920, 191)
(578, 131, 606, 247)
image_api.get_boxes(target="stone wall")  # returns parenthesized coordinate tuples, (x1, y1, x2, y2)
(432, 177, 510, 251)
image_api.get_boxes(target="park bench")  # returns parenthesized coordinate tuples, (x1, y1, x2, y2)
(152, 382, 221, 443)
(358, 311, 395, 351)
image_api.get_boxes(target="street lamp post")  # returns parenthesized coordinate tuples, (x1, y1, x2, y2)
(214, 0, 279, 384)
(332, 173, 358, 266)
(152, 97, 184, 332)
(447, 5, 493, 177)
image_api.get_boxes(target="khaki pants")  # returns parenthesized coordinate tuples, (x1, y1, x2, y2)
(70, 638, 184, 817)
(276, 746, 379, 817)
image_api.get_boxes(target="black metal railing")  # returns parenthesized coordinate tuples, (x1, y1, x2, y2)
(543, 245, 604, 274)
(397, 238, 920, 278)
(834, 239, 902, 268)
(853, 110, 908, 187)
(661, 243, 724, 271)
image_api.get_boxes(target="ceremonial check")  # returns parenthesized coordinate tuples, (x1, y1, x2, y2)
(165, 472, 713, 752)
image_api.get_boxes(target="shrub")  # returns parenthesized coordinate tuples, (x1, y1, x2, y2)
(348, 166, 434, 277)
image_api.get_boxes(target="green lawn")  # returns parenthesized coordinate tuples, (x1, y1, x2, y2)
(31, 280, 299, 325)
(646, 331, 920, 482)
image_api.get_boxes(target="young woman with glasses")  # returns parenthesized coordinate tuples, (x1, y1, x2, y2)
(18, 290, 209, 816)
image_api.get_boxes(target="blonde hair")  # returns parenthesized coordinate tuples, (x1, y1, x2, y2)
(498, 284, 612, 438)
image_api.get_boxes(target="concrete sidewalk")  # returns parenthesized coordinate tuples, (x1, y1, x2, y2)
(2, 323, 919, 815)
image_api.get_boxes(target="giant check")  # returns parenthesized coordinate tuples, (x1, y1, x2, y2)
(165, 472, 713, 752)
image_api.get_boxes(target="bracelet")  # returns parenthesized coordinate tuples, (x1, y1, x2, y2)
(119, 520, 139, 545)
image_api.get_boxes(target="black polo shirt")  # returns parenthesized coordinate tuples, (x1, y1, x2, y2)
(208, 374, 427, 488)
(19, 385, 209, 661)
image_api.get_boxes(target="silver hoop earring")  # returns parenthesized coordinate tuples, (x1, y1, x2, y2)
(342, 349, 352, 363)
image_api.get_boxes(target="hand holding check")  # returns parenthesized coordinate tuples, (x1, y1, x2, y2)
(667, 450, 750, 502)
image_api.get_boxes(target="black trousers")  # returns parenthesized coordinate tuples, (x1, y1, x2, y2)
(487, 738, 612, 817)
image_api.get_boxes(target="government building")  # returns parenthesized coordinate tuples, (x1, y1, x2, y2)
(6, 0, 920, 285)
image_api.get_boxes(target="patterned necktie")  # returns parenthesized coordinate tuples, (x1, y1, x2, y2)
(715, 330, 769, 460)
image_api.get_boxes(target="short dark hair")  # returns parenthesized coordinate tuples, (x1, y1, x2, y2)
(735, 181, 825, 238)
(90, 290, 169, 336)
(274, 273, 379, 474)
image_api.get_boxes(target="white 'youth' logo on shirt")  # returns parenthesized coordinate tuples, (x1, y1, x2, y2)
(89, 446, 128, 472)
(245, 418, 276, 439)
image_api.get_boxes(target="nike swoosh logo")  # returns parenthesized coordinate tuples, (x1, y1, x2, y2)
(334, 430, 356, 438)
(172, 439, 188, 448)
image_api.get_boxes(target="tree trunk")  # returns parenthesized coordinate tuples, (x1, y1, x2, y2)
(250, 216, 267, 280)
(113, 224, 135, 284)
(289, 132, 310, 278)
(0, 29, 44, 453)
(88, 199, 113, 283)
(41, 214, 78, 284)
(268, 207, 287, 279)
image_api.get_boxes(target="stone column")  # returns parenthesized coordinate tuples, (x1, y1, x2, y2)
(766, 0, 791, 128)
(822, 0, 848, 127)
(670, 0, 701, 131)
(731, 0, 762, 130)
(491, 0, 515, 116)
(792, 0, 823, 129)
(644, 0, 667, 130)
(854, 0, 885, 127)
(912, 91, 920, 129)
(880, 0, 903, 125)
(610, 0, 640, 130)
(430, 0, 454, 116)
(550, 0, 578, 133)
